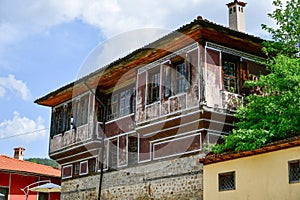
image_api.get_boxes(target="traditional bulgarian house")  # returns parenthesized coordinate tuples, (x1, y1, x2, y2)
(35, 1, 266, 199)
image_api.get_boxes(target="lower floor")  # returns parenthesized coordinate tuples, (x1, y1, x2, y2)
(60, 155, 204, 200)
(0, 172, 60, 200)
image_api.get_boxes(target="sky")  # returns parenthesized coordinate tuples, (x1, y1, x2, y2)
(0, 0, 277, 158)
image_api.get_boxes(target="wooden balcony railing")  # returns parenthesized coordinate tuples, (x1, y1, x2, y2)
(49, 124, 90, 153)
(221, 91, 244, 110)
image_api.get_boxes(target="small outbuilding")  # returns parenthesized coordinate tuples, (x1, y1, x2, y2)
(199, 135, 300, 200)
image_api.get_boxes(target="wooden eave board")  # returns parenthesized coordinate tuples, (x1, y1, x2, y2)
(35, 19, 264, 107)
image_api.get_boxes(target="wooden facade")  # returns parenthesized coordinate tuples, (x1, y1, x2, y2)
(35, 17, 265, 180)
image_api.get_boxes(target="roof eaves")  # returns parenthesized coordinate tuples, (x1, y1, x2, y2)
(35, 17, 264, 106)
(0, 168, 61, 178)
(199, 135, 300, 165)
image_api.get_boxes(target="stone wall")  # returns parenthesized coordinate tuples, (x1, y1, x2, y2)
(61, 154, 204, 200)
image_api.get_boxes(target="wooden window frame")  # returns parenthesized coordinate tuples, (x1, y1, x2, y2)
(50, 93, 89, 137)
(89, 159, 96, 173)
(74, 94, 89, 127)
(222, 61, 237, 92)
(109, 139, 118, 170)
(107, 94, 119, 121)
(164, 56, 191, 98)
(175, 60, 190, 94)
(62, 165, 73, 179)
(79, 161, 89, 175)
(147, 71, 160, 104)
(73, 163, 80, 175)
(120, 89, 131, 117)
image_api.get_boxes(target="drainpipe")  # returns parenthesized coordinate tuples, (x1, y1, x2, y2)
(83, 80, 106, 200)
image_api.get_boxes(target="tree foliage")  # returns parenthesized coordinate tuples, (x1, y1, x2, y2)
(214, 0, 300, 153)
(261, 0, 300, 56)
(26, 158, 59, 168)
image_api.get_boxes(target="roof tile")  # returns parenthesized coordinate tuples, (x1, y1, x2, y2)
(0, 155, 61, 177)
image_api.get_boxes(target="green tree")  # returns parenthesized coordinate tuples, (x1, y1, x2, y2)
(26, 158, 59, 168)
(214, 0, 300, 153)
(261, 0, 300, 56)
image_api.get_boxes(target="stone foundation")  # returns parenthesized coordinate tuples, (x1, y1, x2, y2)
(61, 154, 204, 200)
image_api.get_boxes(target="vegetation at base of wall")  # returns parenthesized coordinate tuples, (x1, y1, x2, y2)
(213, 0, 300, 154)
(26, 158, 59, 168)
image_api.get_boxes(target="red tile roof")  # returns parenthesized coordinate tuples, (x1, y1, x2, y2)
(0, 155, 61, 177)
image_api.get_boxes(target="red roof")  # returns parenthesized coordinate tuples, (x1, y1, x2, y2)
(226, 0, 247, 7)
(0, 155, 61, 177)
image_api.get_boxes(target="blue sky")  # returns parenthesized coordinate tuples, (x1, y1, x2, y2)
(0, 0, 276, 158)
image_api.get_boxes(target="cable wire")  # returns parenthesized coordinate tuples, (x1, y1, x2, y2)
(0, 128, 49, 140)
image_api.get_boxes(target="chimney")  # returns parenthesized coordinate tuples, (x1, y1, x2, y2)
(14, 147, 25, 160)
(227, 0, 247, 32)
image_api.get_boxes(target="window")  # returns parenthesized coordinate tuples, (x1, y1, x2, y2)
(109, 139, 118, 170)
(106, 87, 135, 121)
(62, 165, 73, 179)
(289, 160, 300, 183)
(66, 102, 73, 130)
(80, 161, 88, 175)
(108, 94, 118, 120)
(128, 136, 138, 165)
(51, 107, 64, 136)
(74, 94, 89, 127)
(164, 66, 172, 98)
(89, 159, 96, 173)
(233, 6, 236, 12)
(38, 192, 49, 200)
(97, 101, 104, 122)
(175, 61, 190, 94)
(229, 8, 232, 14)
(130, 87, 136, 113)
(176, 63, 185, 94)
(163, 59, 191, 98)
(147, 71, 160, 104)
(73, 163, 79, 175)
(0, 188, 8, 200)
(120, 89, 131, 117)
(223, 61, 237, 92)
(219, 171, 235, 191)
(50, 94, 89, 137)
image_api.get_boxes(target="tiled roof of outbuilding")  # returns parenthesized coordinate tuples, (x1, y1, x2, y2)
(0, 155, 61, 177)
(199, 135, 300, 165)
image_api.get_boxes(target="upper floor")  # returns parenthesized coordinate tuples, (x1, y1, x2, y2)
(35, 17, 266, 170)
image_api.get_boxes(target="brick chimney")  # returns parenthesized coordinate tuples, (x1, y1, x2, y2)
(227, 0, 247, 32)
(14, 147, 25, 160)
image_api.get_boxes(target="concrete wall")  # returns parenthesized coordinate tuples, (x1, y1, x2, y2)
(61, 154, 204, 200)
(203, 146, 300, 200)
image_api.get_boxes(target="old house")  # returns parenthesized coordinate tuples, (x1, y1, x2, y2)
(35, 1, 266, 199)
(0, 147, 61, 200)
(199, 135, 300, 200)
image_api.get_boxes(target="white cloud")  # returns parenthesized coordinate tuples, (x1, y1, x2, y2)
(0, 112, 46, 143)
(0, 74, 31, 100)
(0, 0, 278, 46)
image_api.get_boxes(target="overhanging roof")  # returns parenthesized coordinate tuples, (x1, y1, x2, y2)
(35, 17, 264, 107)
(0, 155, 61, 177)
